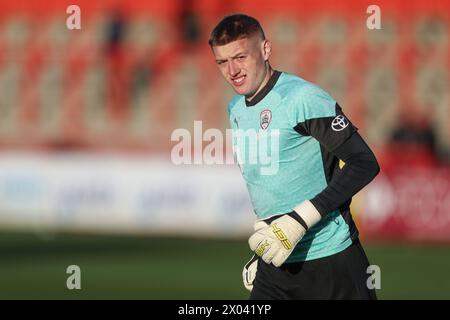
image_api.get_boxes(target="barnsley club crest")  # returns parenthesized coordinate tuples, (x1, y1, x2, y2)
(260, 109, 272, 130)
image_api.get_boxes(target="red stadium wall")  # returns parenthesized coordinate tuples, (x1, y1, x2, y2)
(0, 0, 448, 150)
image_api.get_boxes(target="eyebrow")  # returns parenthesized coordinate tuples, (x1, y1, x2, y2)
(231, 51, 248, 58)
(216, 51, 248, 63)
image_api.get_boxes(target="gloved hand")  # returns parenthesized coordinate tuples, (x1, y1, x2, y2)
(242, 221, 267, 291)
(248, 200, 322, 267)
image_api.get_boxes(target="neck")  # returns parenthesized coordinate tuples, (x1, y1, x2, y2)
(246, 64, 273, 102)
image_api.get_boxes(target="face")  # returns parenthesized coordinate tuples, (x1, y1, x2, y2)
(212, 36, 272, 99)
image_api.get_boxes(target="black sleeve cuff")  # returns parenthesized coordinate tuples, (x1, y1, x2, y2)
(287, 211, 309, 230)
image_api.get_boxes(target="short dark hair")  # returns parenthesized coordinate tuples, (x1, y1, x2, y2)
(208, 14, 265, 47)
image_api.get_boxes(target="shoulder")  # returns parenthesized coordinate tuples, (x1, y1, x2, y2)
(277, 72, 337, 123)
(275, 72, 334, 104)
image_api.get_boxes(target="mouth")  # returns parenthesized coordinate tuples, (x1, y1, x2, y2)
(231, 75, 246, 86)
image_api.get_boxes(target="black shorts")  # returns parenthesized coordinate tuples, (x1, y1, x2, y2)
(249, 239, 377, 300)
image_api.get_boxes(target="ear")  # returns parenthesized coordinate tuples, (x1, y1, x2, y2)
(262, 40, 272, 61)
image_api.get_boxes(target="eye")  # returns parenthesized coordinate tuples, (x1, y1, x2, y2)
(217, 60, 226, 65)
(237, 55, 246, 61)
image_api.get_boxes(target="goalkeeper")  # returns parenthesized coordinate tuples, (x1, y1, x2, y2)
(209, 14, 380, 299)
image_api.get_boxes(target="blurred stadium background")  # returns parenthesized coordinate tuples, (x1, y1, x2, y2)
(0, 0, 449, 299)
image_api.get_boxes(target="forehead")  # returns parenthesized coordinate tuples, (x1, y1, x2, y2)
(212, 37, 259, 59)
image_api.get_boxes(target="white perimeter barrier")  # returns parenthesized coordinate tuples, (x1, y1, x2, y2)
(0, 153, 255, 237)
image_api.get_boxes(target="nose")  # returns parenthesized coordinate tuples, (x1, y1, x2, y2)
(228, 60, 240, 77)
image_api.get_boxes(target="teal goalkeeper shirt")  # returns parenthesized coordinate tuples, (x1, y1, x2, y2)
(228, 71, 358, 262)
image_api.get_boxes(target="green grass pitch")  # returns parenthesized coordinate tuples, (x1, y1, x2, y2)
(0, 231, 449, 299)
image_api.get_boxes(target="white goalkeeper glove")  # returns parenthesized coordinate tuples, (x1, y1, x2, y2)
(242, 221, 268, 291)
(248, 200, 322, 267)
(242, 254, 258, 291)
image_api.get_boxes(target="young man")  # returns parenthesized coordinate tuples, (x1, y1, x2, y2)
(209, 14, 380, 299)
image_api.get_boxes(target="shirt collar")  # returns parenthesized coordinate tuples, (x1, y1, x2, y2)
(245, 70, 282, 107)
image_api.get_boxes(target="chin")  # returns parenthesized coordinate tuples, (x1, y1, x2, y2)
(236, 88, 249, 96)
(234, 85, 252, 96)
